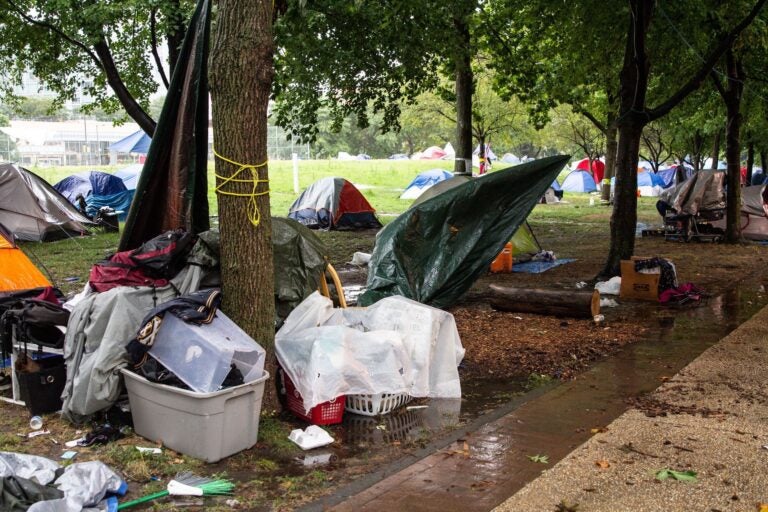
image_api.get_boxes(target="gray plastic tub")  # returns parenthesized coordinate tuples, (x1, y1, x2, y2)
(122, 369, 269, 462)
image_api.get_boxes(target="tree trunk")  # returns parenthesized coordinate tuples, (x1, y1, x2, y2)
(599, 0, 652, 278)
(488, 284, 600, 319)
(692, 130, 703, 171)
(746, 141, 754, 184)
(601, 117, 618, 202)
(710, 129, 721, 169)
(209, 0, 277, 406)
(453, 13, 473, 176)
(723, 49, 744, 243)
(163, 0, 185, 74)
(762, 151, 768, 175)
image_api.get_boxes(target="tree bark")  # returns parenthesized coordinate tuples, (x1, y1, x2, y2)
(692, 130, 703, 171)
(599, 0, 651, 278)
(453, 12, 473, 176)
(762, 151, 767, 176)
(488, 284, 600, 319)
(710, 129, 721, 169)
(601, 114, 618, 202)
(163, 0, 185, 74)
(210, 0, 277, 406)
(746, 141, 754, 185)
(722, 49, 744, 243)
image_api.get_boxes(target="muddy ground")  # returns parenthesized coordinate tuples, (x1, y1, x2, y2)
(2, 209, 767, 511)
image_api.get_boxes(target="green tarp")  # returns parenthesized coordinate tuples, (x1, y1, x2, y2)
(119, 0, 211, 250)
(358, 155, 569, 309)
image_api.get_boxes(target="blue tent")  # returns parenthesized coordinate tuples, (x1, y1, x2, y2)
(637, 170, 666, 188)
(85, 190, 135, 221)
(561, 169, 597, 193)
(53, 171, 127, 204)
(400, 169, 453, 199)
(114, 164, 142, 190)
(551, 179, 562, 192)
(109, 130, 151, 154)
(657, 165, 695, 188)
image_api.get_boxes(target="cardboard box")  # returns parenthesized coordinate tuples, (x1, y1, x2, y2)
(620, 256, 660, 301)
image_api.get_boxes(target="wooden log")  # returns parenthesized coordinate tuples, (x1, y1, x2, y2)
(488, 284, 600, 319)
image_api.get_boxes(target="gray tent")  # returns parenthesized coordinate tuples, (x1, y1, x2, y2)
(658, 170, 726, 216)
(711, 184, 768, 240)
(0, 164, 93, 241)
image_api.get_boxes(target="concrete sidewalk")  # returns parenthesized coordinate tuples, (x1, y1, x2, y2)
(495, 304, 768, 512)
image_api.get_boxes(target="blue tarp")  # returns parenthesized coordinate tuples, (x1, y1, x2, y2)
(86, 190, 136, 221)
(109, 131, 151, 154)
(637, 170, 665, 188)
(561, 169, 597, 193)
(53, 171, 127, 204)
(113, 164, 142, 190)
(401, 169, 454, 199)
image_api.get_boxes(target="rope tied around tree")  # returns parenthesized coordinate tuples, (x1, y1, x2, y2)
(213, 148, 270, 227)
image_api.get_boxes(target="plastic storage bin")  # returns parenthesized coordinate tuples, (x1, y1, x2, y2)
(279, 367, 345, 425)
(122, 369, 269, 462)
(345, 393, 412, 416)
(149, 311, 265, 393)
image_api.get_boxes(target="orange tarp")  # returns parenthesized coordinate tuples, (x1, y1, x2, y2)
(0, 246, 51, 292)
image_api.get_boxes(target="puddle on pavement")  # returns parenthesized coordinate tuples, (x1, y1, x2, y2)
(255, 278, 768, 509)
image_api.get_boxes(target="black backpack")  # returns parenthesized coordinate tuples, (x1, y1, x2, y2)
(129, 229, 196, 279)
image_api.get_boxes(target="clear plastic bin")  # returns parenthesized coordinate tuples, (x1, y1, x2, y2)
(149, 311, 265, 393)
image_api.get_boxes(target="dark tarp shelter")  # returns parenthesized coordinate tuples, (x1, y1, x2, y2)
(53, 171, 127, 204)
(358, 155, 569, 309)
(0, 164, 92, 241)
(119, 0, 211, 251)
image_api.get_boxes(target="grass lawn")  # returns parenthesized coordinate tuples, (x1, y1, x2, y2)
(20, 159, 660, 296)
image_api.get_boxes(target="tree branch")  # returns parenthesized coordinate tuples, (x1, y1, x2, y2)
(648, 0, 767, 120)
(150, 8, 170, 89)
(93, 37, 157, 135)
(576, 108, 607, 134)
(710, 69, 727, 99)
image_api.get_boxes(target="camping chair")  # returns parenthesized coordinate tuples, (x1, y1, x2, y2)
(318, 263, 347, 308)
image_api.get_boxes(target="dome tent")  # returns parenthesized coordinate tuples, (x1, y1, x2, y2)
(400, 169, 453, 200)
(561, 169, 598, 193)
(0, 164, 92, 241)
(288, 177, 382, 230)
(54, 171, 127, 204)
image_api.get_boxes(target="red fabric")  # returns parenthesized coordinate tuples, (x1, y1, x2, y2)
(575, 158, 605, 183)
(34, 286, 61, 306)
(741, 166, 747, 185)
(335, 180, 376, 223)
(89, 250, 169, 292)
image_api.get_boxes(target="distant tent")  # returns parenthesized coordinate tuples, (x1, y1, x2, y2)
(54, 171, 127, 204)
(288, 177, 382, 230)
(637, 169, 665, 197)
(0, 164, 92, 241)
(109, 130, 152, 154)
(443, 142, 455, 158)
(0, 223, 51, 293)
(575, 158, 605, 184)
(657, 165, 694, 188)
(501, 153, 521, 165)
(412, 174, 542, 257)
(114, 164, 142, 190)
(400, 169, 453, 200)
(420, 146, 447, 160)
(751, 168, 766, 186)
(561, 169, 598, 193)
(541, 179, 563, 204)
(711, 184, 768, 240)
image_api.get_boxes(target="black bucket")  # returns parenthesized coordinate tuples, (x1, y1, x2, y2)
(17, 355, 66, 415)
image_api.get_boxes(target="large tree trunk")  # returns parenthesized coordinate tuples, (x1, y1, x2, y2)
(209, 0, 277, 404)
(692, 130, 703, 171)
(599, 0, 652, 278)
(723, 49, 744, 243)
(601, 117, 618, 202)
(746, 141, 754, 185)
(453, 13, 473, 176)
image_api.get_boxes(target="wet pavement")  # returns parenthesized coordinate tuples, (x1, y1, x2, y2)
(302, 279, 767, 512)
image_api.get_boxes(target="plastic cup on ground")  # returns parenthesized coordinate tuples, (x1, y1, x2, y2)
(29, 416, 43, 430)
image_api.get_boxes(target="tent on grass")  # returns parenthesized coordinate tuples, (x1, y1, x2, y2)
(0, 163, 92, 241)
(288, 177, 382, 230)
(637, 169, 666, 197)
(413, 174, 543, 257)
(561, 169, 598, 193)
(359, 155, 569, 308)
(400, 169, 453, 200)
(574, 158, 605, 184)
(657, 164, 694, 188)
(419, 146, 447, 160)
(711, 184, 768, 240)
(114, 164, 142, 190)
(0, 223, 51, 293)
(53, 171, 128, 204)
(109, 130, 151, 155)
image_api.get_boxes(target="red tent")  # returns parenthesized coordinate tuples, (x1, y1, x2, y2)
(575, 158, 605, 184)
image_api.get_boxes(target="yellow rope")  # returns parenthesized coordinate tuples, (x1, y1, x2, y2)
(213, 148, 269, 227)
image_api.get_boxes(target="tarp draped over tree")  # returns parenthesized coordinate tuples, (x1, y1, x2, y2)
(118, 0, 211, 251)
(358, 155, 570, 309)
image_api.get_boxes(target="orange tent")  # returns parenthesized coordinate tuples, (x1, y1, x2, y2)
(0, 224, 51, 293)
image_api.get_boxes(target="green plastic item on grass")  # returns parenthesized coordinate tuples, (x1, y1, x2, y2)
(117, 472, 235, 510)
